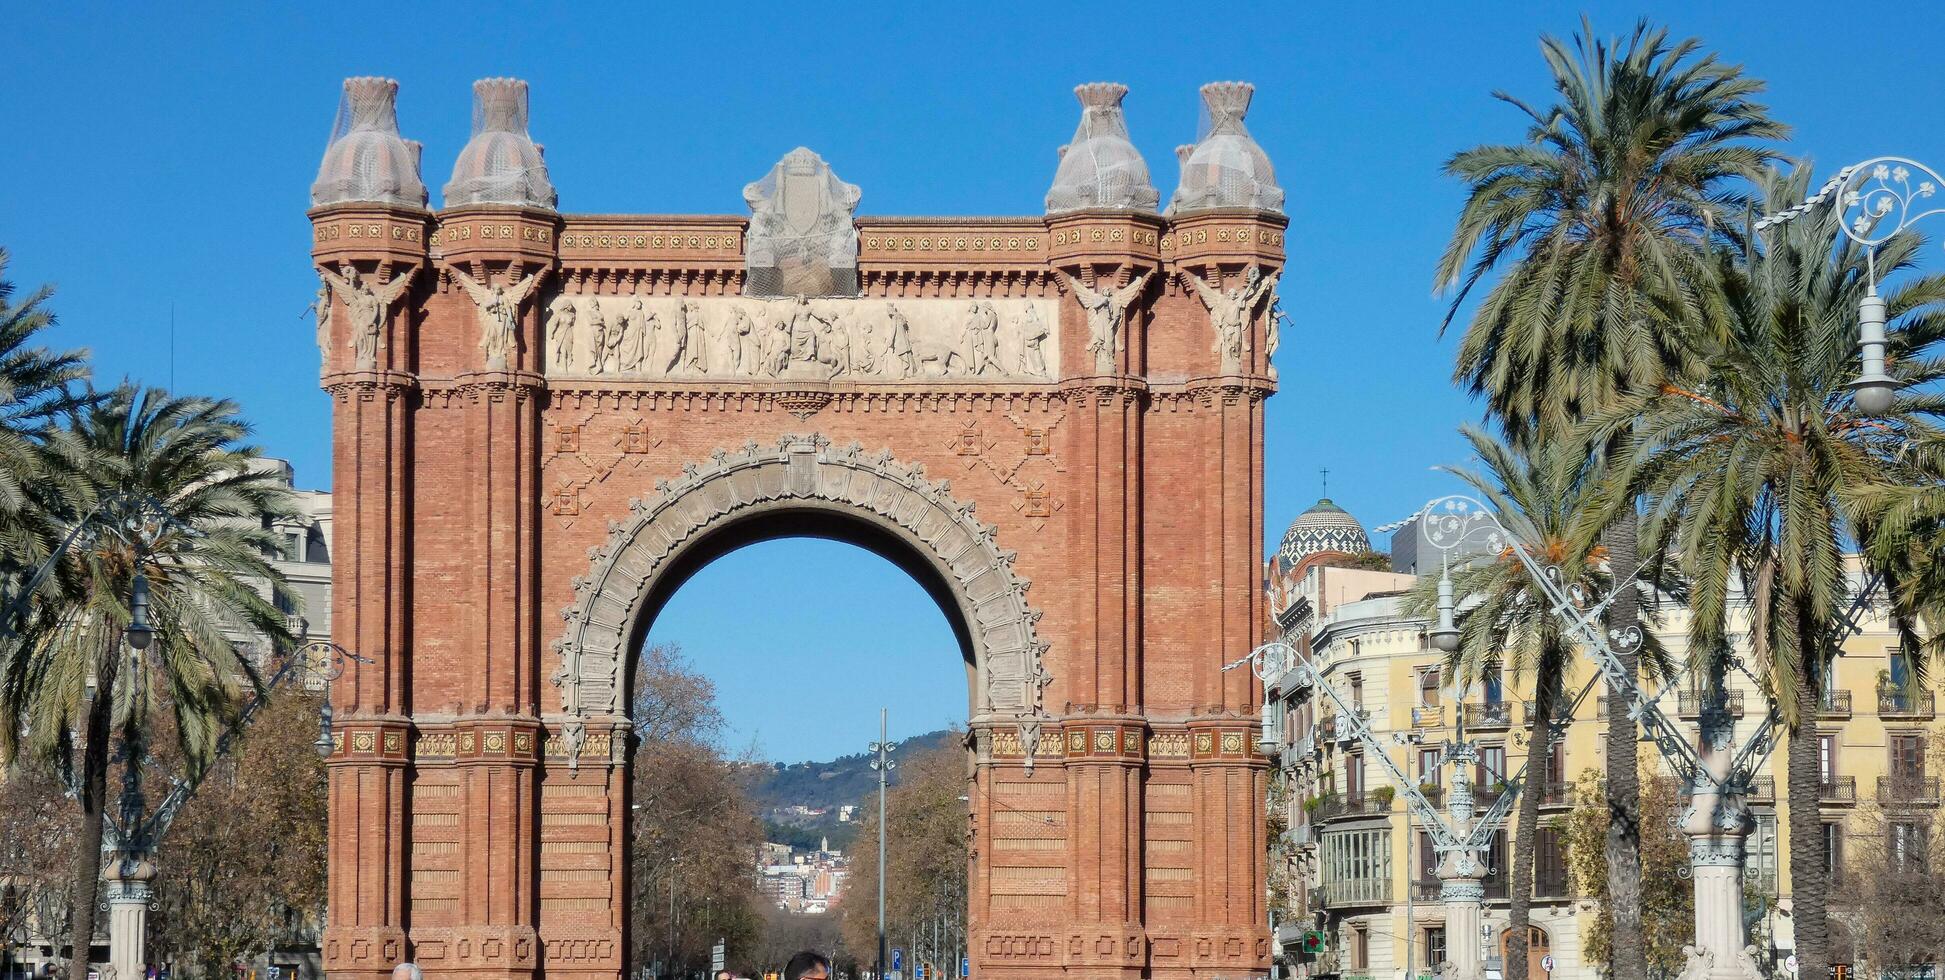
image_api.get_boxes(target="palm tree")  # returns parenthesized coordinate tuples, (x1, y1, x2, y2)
(0, 386, 297, 980)
(1863, 437, 1945, 664)
(1410, 427, 1677, 977)
(1434, 22, 1784, 980)
(1594, 168, 1945, 980)
(0, 249, 92, 593)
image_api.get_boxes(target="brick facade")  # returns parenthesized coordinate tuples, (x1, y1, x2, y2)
(313, 197, 1283, 980)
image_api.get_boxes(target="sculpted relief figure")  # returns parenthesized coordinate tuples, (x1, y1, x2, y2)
(546, 295, 577, 371)
(450, 265, 544, 371)
(1182, 265, 1276, 374)
(541, 295, 1058, 382)
(319, 263, 416, 371)
(312, 280, 334, 361)
(1064, 271, 1151, 375)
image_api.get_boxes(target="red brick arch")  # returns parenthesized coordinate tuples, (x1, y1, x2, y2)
(313, 196, 1283, 980)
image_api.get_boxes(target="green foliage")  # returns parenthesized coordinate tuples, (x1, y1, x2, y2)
(1370, 785, 1396, 809)
(1563, 768, 1692, 974)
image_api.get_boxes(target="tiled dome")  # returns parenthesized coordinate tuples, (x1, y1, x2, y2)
(1278, 498, 1371, 569)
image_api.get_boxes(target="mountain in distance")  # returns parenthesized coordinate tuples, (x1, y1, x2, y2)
(745, 728, 959, 852)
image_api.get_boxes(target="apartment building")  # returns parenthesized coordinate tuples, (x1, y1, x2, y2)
(1263, 499, 1938, 980)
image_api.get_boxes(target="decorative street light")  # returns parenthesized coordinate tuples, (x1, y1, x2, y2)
(868, 709, 896, 980)
(125, 573, 154, 651)
(1757, 156, 1945, 414)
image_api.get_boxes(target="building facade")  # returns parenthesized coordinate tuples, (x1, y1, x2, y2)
(1264, 501, 1941, 980)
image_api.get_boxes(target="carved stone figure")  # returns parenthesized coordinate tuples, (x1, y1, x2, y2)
(546, 295, 577, 371)
(605, 301, 634, 374)
(725, 305, 759, 374)
(319, 263, 416, 371)
(1183, 265, 1276, 373)
(1015, 304, 1050, 378)
(1064, 271, 1151, 375)
(960, 301, 1002, 376)
(312, 281, 334, 361)
(450, 266, 543, 371)
(761, 302, 792, 376)
(679, 301, 708, 374)
(785, 295, 829, 366)
(585, 300, 611, 374)
(1262, 287, 1284, 379)
(884, 304, 917, 378)
(621, 303, 652, 374)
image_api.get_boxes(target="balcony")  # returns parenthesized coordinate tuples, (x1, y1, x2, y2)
(1318, 792, 1391, 821)
(1522, 699, 1572, 724)
(1818, 690, 1853, 719)
(1409, 879, 1442, 903)
(1319, 877, 1391, 908)
(1537, 780, 1574, 808)
(1879, 690, 1937, 721)
(1742, 776, 1775, 803)
(1412, 705, 1445, 728)
(1820, 776, 1857, 805)
(1878, 775, 1942, 807)
(1472, 782, 1508, 811)
(1677, 690, 1746, 718)
(1534, 864, 1571, 899)
(1417, 784, 1444, 808)
(1484, 872, 1509, 901)
(1462, 701, 1514, 731)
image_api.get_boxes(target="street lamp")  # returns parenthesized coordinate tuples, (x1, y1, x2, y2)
(868, 709, 896, 980)
(1758, 156, 1945, 413)
(296, 640, 373, 759)
(126, 573, 154, 651)
(1429, 570, 1460, 654)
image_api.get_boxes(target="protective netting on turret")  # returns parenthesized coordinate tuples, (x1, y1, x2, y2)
(1045, 83, 1159, 214)
(443, 78, 557, 210)
(1167, 82, 1283, 214)
(311, 77, 428, 209)
(742, 147, 861, 298)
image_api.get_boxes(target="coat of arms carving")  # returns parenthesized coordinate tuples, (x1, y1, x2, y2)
(743, 147, 861, 298)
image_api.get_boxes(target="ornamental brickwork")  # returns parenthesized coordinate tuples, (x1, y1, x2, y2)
(311, 76, 1287, 980)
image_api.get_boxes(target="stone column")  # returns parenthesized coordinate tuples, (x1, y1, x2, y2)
(313, 203, 429, 980)
(1436, 751, 1486, 980)
(103, 852, 154, 980)
(1676, 681, 1763, 980)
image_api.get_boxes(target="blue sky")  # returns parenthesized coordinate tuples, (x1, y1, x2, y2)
(5, 2, 1943, 761)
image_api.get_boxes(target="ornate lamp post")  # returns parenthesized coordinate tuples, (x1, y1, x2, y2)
(869, 709, 897, 980)
(1756, 156, 1945, 413)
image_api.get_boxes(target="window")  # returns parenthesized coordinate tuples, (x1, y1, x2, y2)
(1483, 664, 1504, 704)
(1347, 752, 1365, 798)
(1350, 672, 1364, 710)
(1535, 826, 1569, 897)
(1890, 651, 1912, 691)
(1418, 830, 1438, 883)
(1478, 744, 1507, 789)
(1350, 924, 1369, 970)
(1749, 812, 1779, 891)
(1424, 927, 1447, 969)
(1419, 667, 1443, 707)
(1822, 822, 1843, 882)
(1889, 820, 1928, 871)
(1484, 829, 1509, 898)
(1419, 747, 1443, 788)
(1891, 734, 1925, 782)
(1819, 734, 1839, 784)
(1545, 739, 1566, 785)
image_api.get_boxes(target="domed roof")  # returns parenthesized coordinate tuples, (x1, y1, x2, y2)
(311, 77, 427, 209)
(1167, 82, 1284, 215)
(1045, 82, 1159, 214)
(443, 78, 556, 210)
(1278, 498, 1371, 569)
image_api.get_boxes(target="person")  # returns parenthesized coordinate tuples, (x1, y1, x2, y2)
(784, 951, 831, 980)
(390, 965, 422, 980)
(716, 971, 734, 980)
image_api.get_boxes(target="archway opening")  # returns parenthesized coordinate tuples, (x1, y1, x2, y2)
(622, 509, 977, 980)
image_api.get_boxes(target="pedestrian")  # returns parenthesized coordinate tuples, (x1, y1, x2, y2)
(784, 951, 830, 980)
(716, 971, 734, 980)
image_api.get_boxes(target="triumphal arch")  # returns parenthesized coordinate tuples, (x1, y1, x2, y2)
(311, 76, 1285, 980)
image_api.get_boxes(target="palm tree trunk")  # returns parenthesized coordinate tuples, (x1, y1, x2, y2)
(1505, 663, 1555, 980)
(1788, 600, 1829, 980)
(1603, 513, 1646, 980)
(66, 652, 116, 980)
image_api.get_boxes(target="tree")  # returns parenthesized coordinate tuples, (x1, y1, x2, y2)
(1597, 166, 1945, 978)
(839, 740, 969, 976)
(0, 387, 297, 980)
(1408, 426, 1606, 979)
(630, 644, 764, 978)
(1562, 767, 1692, 975)
(1827, 725, 1945, 972)
(1435, 22, 1784, 980)
(149, 688, 328, 976)
(0, 762, 78, 972)
(0, 248, 91, 595)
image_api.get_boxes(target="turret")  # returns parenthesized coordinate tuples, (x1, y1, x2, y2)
(310, 77, 427, 209)
(1167, 81, 1284, 214)
(443, 77, 557, 210)
(1045, 83, 1159, 213)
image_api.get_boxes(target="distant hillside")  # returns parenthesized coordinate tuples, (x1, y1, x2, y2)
(743, 729, 959, 852)
(746, 728, 959, 811)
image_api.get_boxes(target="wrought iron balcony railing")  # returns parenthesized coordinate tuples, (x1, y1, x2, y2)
(1318, 792, 1392, 821)
(1879, 690, 1937, 721)
(1409, 880, 1442, 903)
(1534, 864, 1571, 899)
(1818, 690, 1853, 719)
(1742, 776, 1775, 803)
(1820, 776, 1857, 804)
(1677, 690, 1746, 718)
(1412, 705, 1445, 728)
(1537, 780, 1574, 808)
(1461, 700, 1514, 730)
(1878, 775, 1942, 807)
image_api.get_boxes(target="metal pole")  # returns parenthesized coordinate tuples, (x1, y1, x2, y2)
(667, 860, 679, 980)
(873, 708, 892, 980)
(1405, 779, 1415, 980)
